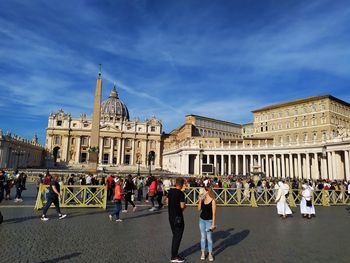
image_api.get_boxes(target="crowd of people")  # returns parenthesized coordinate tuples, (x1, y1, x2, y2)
(1, 170, 350, 261)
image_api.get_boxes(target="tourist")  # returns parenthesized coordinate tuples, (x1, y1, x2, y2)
(14, 172, 24, 202)
(168, 177, 186, 263)
(275, 181, 292, 219)
(109, 177, 123, 222)
(5, 172, 14, 200)
(0, 170, 5, 202)
(106, 174, 114, 201)
(198, 187, 217, 262)
(156, 178, 165, 210)
(123, 174, 137, 212)
(148, 176, 157, 211)
(300, 182, 315, 219)
(137, 177, 144, 202)
(41, 175, 67, 221)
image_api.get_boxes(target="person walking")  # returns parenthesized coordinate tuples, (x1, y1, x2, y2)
(168, 178, 186, 263)
(156, 179, 165, 210)
(300, 183, 316, 219)
(198, 187, 217, 262)
(14, 172, 24, 202)
(109, 178, 123, 222)
(123, 175, 137, 213)
(148, 176, 157, 211)
(41, 175, 66, 221)
(275, 181, 292, 219)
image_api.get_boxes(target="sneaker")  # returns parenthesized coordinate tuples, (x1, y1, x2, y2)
(58, 214, 67, 220)
(133, 206, 137, 212)
(149, 207, 156, 212)
(109, 215, 113, 221)
(208, 254, 214, 262)
(14, 198, 19, 203)
(18, 199, 23, 202)
(122, 210, 128, 213)
(200, 252, 205, 260)
(171, 256, 185, 263)
(41, 216, 49, 221)
(116, 219, 123, 222)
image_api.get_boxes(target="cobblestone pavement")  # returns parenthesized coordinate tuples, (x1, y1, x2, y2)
(0, 184, 349, 263)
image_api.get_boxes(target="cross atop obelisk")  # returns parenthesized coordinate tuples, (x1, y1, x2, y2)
(88, 64, 102, 173)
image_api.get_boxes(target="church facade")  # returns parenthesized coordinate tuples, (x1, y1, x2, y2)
(45, 84, 162, 170)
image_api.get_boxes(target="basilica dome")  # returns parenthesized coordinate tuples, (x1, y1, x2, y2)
(101, 85, 129, 120)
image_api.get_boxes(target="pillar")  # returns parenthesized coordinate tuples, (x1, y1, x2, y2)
(277, 156, 281, 178)
(214, 154, 217, 175)
(235, 155, 239, 175)
(221, 155, 225, 175)
(281, 154, 286, 178)
(289, 154, 293, 178)
(327, 152, 333, 180)
(228, 155, 232, 175)
(297, 153, 302, 179)
(243, 154, 246, 175)
(99, 137, 104, 164)
(273, 154, 277, 178)
(109, 137, 114, 164)
(75, 137, 81, 163)
(265, 154, 270, 177)
(305, 153, 310, 179)
(332, 151, 337, 180)
(344, 150, 349, 181)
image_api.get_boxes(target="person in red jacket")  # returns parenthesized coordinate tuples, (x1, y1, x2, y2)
(109, 178, 123, 222)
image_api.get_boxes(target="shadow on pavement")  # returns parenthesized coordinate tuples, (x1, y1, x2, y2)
(180, 228, 249, 258)
(40, 252, 81, 263)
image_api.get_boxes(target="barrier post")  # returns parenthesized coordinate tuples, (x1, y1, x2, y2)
(288, 188, 296, 208)
(250, 189, 258, 207)
(322, 189, 330, 207)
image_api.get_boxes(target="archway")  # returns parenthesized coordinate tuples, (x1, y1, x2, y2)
(53, 146, 61, 165)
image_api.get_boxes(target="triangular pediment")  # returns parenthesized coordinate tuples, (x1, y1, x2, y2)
(100, 124, 121, 132)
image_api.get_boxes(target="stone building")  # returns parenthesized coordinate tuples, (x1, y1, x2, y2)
(0, 130, 45, 169)
(252, 95, 350, 145)
(46, 84, 163, 170)
(163, 95, 350, 180)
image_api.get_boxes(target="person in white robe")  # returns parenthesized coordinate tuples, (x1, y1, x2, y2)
(275, 181, 292, 218)
(300, 184, 316, 219)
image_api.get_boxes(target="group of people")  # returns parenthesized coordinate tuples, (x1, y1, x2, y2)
(0, 170, 27, 203)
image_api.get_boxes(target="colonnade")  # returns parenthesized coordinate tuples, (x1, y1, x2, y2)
(166, 147, 350, 180)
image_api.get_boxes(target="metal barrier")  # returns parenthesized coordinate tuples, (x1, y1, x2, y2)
(183, 187, 350, 207)
(34, 184, 108, 210)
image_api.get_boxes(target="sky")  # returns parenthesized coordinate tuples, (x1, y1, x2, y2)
(1, 0, 350, 145)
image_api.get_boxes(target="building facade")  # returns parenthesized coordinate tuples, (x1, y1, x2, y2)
(163, 95, 350, 180)
(0, 130, 45, 169)
(46, 84, 163, 169)
(252, 95, 350, 145)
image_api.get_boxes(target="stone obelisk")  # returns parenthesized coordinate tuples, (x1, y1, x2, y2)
(88, 65, 102, 173)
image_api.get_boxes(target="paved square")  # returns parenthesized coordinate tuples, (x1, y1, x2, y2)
(0, 184, 349, 263)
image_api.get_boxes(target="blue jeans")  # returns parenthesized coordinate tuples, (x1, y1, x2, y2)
(111, 200, 122, 219)
(199, 218, 213, 253)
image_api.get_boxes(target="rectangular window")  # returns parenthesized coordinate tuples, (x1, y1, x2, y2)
(56, 120, 62, 126)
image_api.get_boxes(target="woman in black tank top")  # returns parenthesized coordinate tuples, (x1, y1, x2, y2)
(198, 187, 217, 261)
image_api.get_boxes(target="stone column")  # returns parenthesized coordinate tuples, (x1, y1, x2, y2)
(235, 155, 239, 175)
(221, 155, 225, 175)
(258, 154, 261, 173)
(277, 156, 281, 178)
(243, 154, 246, 175)
(281, 154, 285, 178)
(297, 154, 302, 179)
(109, 137, 114, 164)
(289, 154, 293, 178)
(321, 155, 328, 179)
(228, 155, 232, 175)
(332, 151, 337, 180)
(305, 153, 310, 179)
(344, 150, 349, 181)
(99, 137, 104, 164)
(195, 154, 200, 175)
(313, 153, 319, 180)
(273, 154, 277, 178)
(214, 155, 217, 175)
(265, 154, 270, 177)
(250, 154, 254, 174)
(121, 139, 125, 165)
(117, 138, 121, 165)
(131, 139, 135, 165)
(269, 155, 273, 177)
(286, 155, 290, 178)
(75, 137, 81, 163)
(327, 152, 333, 180)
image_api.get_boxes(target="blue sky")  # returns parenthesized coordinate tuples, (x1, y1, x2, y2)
(1, 0, 350, 145)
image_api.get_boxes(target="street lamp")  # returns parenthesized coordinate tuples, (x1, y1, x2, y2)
(148, 152, 154, 176)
